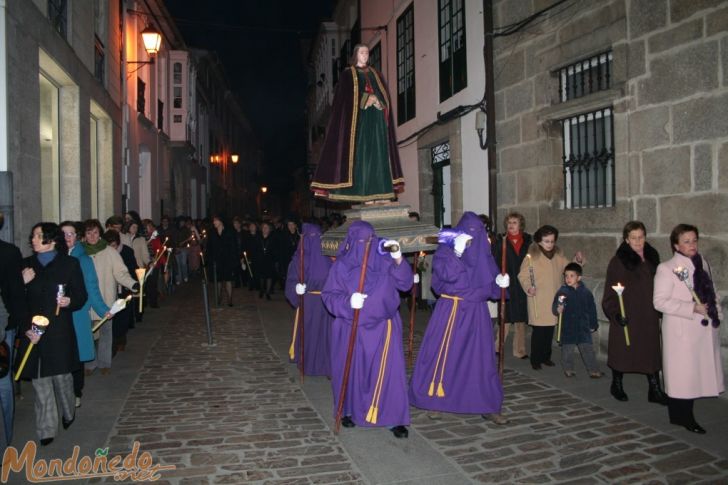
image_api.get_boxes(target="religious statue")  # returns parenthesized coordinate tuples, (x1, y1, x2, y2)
(310, 44, 405, 203)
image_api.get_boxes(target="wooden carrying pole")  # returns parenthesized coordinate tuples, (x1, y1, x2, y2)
(498, 236, 507, 379)
(334, 236, 372, 434)
(408, 253, 419, 368)
(298, 240, 305, 384)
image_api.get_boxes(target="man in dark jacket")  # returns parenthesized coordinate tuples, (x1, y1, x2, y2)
(0, 212, 28, 448)
(492, 212, 532, 359)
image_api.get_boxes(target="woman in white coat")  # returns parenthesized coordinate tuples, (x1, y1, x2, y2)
(653, 224, 723, 434)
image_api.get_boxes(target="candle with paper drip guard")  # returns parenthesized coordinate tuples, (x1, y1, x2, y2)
(672, 266, 709, 326)
(164, 247, 173, 272)
(611, 283, 631, 346)
(526, 254, 538, 319)
(556, 295, 566, 342)
(55, 284, 65, 316)
(92, 295, 132, 333)
(135, 268, 146, 312)
(14, 315, 50, 380)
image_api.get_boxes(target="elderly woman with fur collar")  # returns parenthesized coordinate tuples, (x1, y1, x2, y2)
(602, 221, 667, 405)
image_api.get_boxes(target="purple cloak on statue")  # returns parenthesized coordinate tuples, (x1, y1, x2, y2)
(409, 212, 504, 414)
(285, 223, 333, 377)
(322, 221, 413, 427)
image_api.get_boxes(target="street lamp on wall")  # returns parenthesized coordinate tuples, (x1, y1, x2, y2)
(231, 154, 239, 164)
(260, 186, 268, 193)
(475, 108, 488, 150)
(126, 9, 162, 66)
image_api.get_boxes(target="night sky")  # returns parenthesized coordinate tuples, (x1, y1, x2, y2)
(164, 0, 333, 193)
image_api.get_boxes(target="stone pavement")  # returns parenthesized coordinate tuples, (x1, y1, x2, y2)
(4, 279, 728, 484)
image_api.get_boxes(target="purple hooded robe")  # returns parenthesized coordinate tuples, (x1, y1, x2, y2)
(322, 221, 413, 427)
(286, 223, 333, 377)
(409, 212, 504, 414)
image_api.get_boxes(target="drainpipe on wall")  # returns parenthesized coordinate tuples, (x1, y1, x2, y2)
(483, 0, 497, 223)
(0, 0, 14, 243)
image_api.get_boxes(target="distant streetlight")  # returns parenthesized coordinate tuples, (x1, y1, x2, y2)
(231, 154, 239, 164)
(260, 186, 268, 193)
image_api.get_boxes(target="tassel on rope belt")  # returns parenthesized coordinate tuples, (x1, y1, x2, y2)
(428, 294, 462, 398)
(366, 319, 392, 424)
(289, 290, 323, 359)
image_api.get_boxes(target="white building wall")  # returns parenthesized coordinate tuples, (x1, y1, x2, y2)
(361, 0, 489, 216)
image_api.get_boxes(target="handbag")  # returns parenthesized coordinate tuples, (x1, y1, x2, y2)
(0, 341, 10, 378)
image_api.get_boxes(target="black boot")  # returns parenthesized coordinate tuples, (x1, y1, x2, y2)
(610, 369, 628, 401)
(647, 373, 668, 405)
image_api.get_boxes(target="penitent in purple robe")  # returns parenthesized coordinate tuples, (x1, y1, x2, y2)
(322, 221, 413, 427)
(409, 212, 504, 414)
(285, 223, 333, 377)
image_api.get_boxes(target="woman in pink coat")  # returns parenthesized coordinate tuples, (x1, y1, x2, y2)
(653, 224, 723, 434)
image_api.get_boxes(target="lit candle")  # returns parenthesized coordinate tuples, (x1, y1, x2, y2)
(55, 284, 65, 316)
(15, 315, 50, 380)
(135, 268, 146, 312)
(526, 254, 538, 319)
(556, 295, 566, 342)
(673, 266, 709, 326)
(611, 283, 630, 346)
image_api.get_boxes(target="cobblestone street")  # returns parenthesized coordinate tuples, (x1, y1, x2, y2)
(7, 280, 728, 484)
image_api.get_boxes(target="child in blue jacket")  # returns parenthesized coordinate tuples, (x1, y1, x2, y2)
(553, 263, 603, 378)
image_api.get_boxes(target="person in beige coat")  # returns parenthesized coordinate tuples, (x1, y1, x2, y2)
(518, 225, 583, 370)
(82, 219, 138, 375)
(653, 224, 723, 434)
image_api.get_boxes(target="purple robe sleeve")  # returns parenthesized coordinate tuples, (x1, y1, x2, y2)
(322, 264, 355, 320)
(390, 259, 413, 292)
(285, 255, 300, 308)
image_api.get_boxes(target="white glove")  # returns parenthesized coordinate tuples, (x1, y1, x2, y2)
(383, 240, 401, 259)
(295, 283, 306, 295)
(241, 262, 247, 270)
(495, 273, 510, 288)
(350, 292, 367, 309)
(413, 274, 420, 284)
(453, 234, 473, 257)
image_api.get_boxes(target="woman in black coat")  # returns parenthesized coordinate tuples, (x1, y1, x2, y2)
(492, 212, 532, 359)
(255, 222, 278, 300)
(206, 216, 238, 306)
(19, 222, 87, 446)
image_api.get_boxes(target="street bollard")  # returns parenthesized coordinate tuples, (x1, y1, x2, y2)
(213, 261, 219, 307)
(201, 277, 214, 345)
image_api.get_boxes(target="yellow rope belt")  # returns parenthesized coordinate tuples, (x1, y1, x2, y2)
(366, 319, 392, 424)
(428, 294, 462, 398)
(288, 291, 323, 359)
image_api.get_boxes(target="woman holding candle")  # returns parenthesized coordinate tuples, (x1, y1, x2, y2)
(18, 222, 87, 445)
(206, 215, 239, 306)
(492, 213, 532, 360)
(602, 221, 666, 404)
(60, 221, 110, 408)
(518, 225, 582, 370)
(653, 224, 723, 434)
(82, 219, 138, 375)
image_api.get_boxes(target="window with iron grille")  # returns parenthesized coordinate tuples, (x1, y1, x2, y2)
(559, 51, 613, 102)
(94, 35, 105, 85)
(157, 100, 164, 131)
(397, 4, 415, 124)
(438, 0, 466, 101)
(369, 42, 381, 73)
(431, 142, 452, 228)
(562, 107, 614, 209)
(136, 78, 146, 114)
(48, 0, 67, 38)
